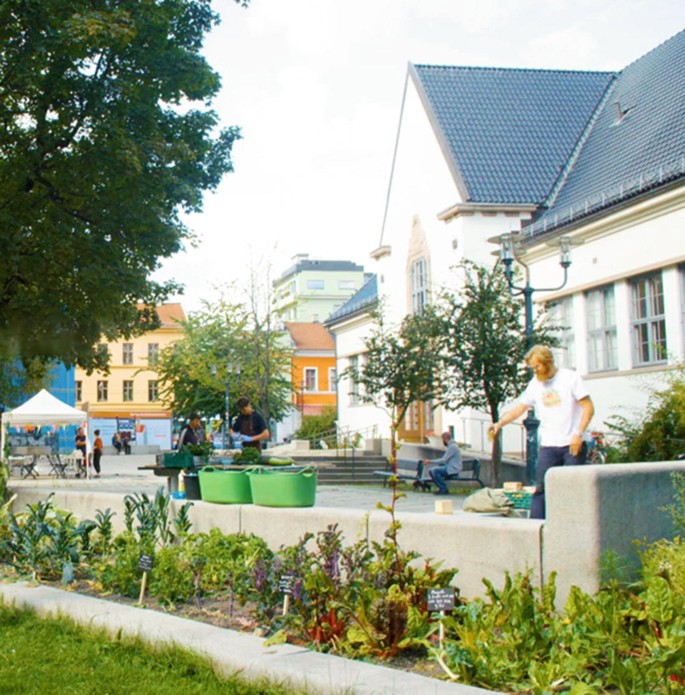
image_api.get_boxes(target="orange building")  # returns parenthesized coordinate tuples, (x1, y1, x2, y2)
(284, 322, 336, 417)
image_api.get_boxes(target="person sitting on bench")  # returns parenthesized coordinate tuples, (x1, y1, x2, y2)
(420, 432, 462, 496)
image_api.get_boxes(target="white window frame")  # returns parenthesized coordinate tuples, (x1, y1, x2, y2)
(122, 343, 134, 365)
(75, 381, 82, 402)
(148, 380, 159, 402)
(630, 272, 667, 366)
(338, 280, 356, 290)
(328, 367, 337, 392)
(306, 279, 325, 290)
(97, 380, 108, 402)
(303, 367, 318, 392)
(586, 285, 618, 372)
(123, 380, 134, 402)
(410, 258, 428, 314)
(147, 343, 159, 365)
(547, 296, 575, 368)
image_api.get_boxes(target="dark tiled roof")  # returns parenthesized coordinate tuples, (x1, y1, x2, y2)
(324, 275, 378, 326)
(528, 30, 685, 236)
(412, 64, 615, 204)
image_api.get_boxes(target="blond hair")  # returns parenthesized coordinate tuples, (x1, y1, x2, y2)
(524, 344, 555, 368)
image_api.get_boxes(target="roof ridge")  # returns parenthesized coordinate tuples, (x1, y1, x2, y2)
(617, 27, 685, 73)
(412, 63, 614, 76)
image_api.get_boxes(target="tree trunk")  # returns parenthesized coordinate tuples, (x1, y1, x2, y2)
(489, 405, 501, 487)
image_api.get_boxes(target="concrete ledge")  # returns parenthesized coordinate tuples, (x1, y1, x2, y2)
(544, 461, 685, 602)
(368, 511, 543, 598)
(0, 582, 493, 694)
(9, 488, 535, 600)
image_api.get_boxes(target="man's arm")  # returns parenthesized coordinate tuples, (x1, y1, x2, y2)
(489, 402, 529, 438)
(570, 395, 594, 456)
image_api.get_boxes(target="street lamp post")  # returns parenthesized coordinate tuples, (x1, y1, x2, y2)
(489, 232, 577, 484)
(224, 363, 240, 450)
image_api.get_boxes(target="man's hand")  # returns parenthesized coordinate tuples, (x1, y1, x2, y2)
(569, 433, 582, 456)
(240, 434, 253, 443)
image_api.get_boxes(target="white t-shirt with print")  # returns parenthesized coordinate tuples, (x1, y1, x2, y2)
(519, 368, 590, 447)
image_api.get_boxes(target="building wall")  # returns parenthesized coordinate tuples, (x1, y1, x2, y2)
(74, 309, 185, 450)
(291, 353, 336, 415)
(274, 267, 367, 323)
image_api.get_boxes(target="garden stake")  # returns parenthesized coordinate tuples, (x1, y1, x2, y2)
(138, 570, 148, 605)
(282, 593, 290, 616)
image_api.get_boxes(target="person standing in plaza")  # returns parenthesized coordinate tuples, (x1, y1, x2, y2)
(177, 413, 205, 450)
(92, 429, 103, 478)
(488, 344, 594, 519)
(231, 397, 269, 451)
(74, 426, 87, 459)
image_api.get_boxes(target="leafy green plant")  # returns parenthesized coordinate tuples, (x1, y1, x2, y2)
(1, 494, 92, 581)
(232, 446, 261, 464)
(293, 406, 337, 449)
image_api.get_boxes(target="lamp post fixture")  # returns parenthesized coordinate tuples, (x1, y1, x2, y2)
(488, 232, 578, 484)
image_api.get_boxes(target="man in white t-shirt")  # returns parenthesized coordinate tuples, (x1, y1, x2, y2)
(488, 344, 595, 519)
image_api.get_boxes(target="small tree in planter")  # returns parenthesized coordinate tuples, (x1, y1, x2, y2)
(341, 308, 444, 481)
(434, 262, 557, 486)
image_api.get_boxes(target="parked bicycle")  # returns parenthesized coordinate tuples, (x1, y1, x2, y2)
(587, 431, 607, 465)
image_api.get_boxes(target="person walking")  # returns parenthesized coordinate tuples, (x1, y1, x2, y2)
(488, 344, 594, 519)
(420, 432, 462, 495)
(92, 429, 103, 478)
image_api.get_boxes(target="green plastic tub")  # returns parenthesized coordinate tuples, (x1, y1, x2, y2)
(199, 466, 252, 504)
(247, 466, 317, 507)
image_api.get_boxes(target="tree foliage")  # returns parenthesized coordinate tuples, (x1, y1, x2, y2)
(606, 368, 685, 462)
(154, 291, 292, 427)
(0, 0, 247, 375)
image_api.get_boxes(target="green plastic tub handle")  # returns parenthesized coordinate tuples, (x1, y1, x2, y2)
(202, 466, 216, 473)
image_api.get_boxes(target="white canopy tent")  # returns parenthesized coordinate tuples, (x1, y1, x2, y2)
(1, 389, 89, 477)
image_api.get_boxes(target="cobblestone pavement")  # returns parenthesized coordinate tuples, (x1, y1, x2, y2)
(8, 454, 470, 513)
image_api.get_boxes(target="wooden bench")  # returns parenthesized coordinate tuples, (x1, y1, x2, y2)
(373, 457, 485, 491)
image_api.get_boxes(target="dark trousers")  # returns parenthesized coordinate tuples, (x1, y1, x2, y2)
(429, 464, 451, 493)
(92, 450, 102, 474)
(530, 443, 587, 519)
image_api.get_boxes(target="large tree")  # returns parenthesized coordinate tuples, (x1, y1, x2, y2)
(0, 0, 247, 375)
(435, 261, 557, 484)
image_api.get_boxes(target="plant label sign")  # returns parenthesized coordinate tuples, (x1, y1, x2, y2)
(278, 574, 295, 595)
(138, 554, 154, 573)
(426, 587, 455, 612)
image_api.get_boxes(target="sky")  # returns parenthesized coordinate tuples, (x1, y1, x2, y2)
(155, 0, 685, 313)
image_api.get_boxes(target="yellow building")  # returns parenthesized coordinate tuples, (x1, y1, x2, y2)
(74, 303, 185, 450)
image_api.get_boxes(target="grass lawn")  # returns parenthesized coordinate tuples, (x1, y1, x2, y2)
(0, 602, 292, 695)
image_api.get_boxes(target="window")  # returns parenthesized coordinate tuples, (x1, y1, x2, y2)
(410, 258, 428, 313)
(547, 297, 575, 368)
(122, 343, 133, 365)
(349, 355, 360, 405)
(339, 280, 356, 290)
(97, 380, 108, 402)
(123, 380, 134, 402)
(306, 279, 324, 290)
(630, 272, 667, 366)
(75, 381, 82, 402)
(328, 367, 337, 391)
(304, 368, 318, 392)
(148, 343, 159, 366)
(148, 380, 159, 402)
(586, 286, 617, 372)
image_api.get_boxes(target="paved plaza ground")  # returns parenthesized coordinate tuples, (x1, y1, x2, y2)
(8, 453, 469, 514)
